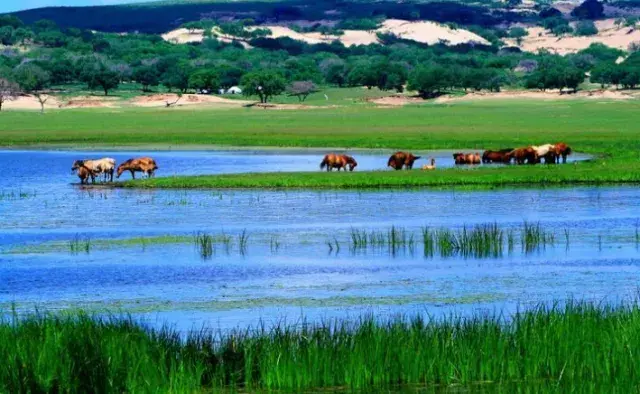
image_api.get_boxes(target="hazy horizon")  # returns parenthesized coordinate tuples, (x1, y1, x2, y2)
(0, 0, 149, 13)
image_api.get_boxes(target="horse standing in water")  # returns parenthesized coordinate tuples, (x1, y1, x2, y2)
(482, 149, 513, 163)
(320, 154, 358, 172)
(116, 157, 159, 179)
(453, 153, 481, 165)
(387, 152, 421, 170)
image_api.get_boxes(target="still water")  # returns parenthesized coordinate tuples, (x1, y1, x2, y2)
(0, 149, 636, 332)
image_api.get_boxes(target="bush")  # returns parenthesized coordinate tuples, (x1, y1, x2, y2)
(571, 0, 604, 20)
(574, 21, 598, 36)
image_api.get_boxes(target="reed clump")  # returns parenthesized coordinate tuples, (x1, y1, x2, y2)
(3, 303, 640, 392)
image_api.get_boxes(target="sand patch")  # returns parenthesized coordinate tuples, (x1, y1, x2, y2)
(507, 19, 640, 54)
(369, 95, 426, 106)
(434, 89, 635, 103)
(129, 94, 253, 108)
(2, 95, 60, 111)
(58, 96, 117, 109)
(161, 28, 205, 44)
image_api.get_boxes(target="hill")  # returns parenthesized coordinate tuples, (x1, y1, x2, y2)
(6, 0, 516, 34)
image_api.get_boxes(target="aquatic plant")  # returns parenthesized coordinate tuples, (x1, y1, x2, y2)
(69, 234, 91, 254)
(3, 302, 640, 392)
(238, 229, 249, 254)
(194, 232, 214, 260)
(521, 221, 554, 254)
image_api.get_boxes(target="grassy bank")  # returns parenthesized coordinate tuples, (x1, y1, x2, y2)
(119, 159, 640, 189)
(2, 100, 639, 188)
(3, 303, 640, 392)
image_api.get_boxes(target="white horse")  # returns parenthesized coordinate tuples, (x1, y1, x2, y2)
(72, 158, 116, 182)
(531, 144, 556, 164)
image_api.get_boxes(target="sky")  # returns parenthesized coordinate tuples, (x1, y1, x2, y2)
(1, 0, 148, 13)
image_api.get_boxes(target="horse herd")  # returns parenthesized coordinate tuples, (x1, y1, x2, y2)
(71, 157, 158, 184)
(320, 143, 573, 172)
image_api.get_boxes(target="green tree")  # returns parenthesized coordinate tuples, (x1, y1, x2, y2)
(162, 62, 192, 93)
(133, 65, 160, 92)
(13, 28, 34, 46)
(0, 26, 15, 45)
(80, 62, 120, 96)
(574, 21, 598, 36)
(590, 63, 615, 88)
(621, 67, 640, 89)
(189, 69, 220, 93)
(241, 70, 286, 103)
(408, 65, 448, 98)
(508, 27, 528, 45)
(12, 64, 51, 113)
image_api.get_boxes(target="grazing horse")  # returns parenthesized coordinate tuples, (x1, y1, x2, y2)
(507, 147, 538, 165)
(387, 151, 421, 170)
(116, 157, 158, 179)
(531, 144, 556, 164)
(320, 154, 358, 172)
(453, 152, 481, 165)
(71, 158, 116, 182)
(421, 158, 436, 170)
(554, 142, 572, 164)
(482, 149, 514, 164)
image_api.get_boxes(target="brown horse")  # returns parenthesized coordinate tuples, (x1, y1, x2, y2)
(482, 149, 514, 164)
(320, 154, 358, 172)
(554, 143, 572, 164)
(453, 152, 481, 165)
(387, 151, 421, 170)
(507, 147, 538, 165)
(75, 166, 96, 184)
(116, 157, 158, 179)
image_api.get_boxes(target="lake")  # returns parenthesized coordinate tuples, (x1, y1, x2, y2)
(1, 149, 636, 332)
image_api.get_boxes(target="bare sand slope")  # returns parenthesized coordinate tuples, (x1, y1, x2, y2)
(508, 19, 640, 54)
(3, 95, 61, 111)
(162, 20, 489, 48)
(129, 94, 253, 108)
(434, 89, 635, 103)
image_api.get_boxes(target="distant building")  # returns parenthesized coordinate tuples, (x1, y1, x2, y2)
(226, 86, 242, 95)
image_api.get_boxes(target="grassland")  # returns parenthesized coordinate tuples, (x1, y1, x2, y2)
(1, 99, 639, 188)
(3, 302, 640, 392)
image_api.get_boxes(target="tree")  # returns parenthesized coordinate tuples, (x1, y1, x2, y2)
(80, 62, 120, 96)
(0, 15, 23, 29)
(572, 0, 604, 20)
(162, 62, 192, 93)
(189, 69, 220, 93)
(133, 65, 160, 92)
(621, 67, 640, 89)
(508, 27, 528, 45)
(12, 64, 50, 113)
(286, 81, 318, 102)
(241, 70, 286, 103)
(0, 78, 20, 111)
(590, 63, 615, 88)
(408, 65, 448, 98)
(574, 21, 598, 36)
(0, 26, 15, 45)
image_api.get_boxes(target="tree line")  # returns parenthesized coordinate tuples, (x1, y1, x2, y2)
(0, 14, 638, 111)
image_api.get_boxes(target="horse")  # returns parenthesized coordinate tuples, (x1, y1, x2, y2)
(72, 164, 97, 185)
(116, 157, 158, 179)
(482, 149, 514, 163)
(507, 147, 538, 165)
(453, 152, 481, 165)
(387, 151, 421, 170)
(421, 158, 436, 170)
(554, 142, 572, 164)
(320, 154, 358, 172)
(531, 144, 556, 164)
(71, 158, 116, 182)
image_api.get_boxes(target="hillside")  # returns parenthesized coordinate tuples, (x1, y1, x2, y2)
(6, 0, 516, 34)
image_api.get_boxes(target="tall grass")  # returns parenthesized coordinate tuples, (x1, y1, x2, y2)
(521, 221, 555, 254)
(69, 234, 91, 254)
(194, 232, 214, 259)
(3, 303, 640, 392)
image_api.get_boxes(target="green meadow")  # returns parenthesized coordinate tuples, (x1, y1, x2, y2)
(1, 99, 638, 188)
(3, 302, 640, 392)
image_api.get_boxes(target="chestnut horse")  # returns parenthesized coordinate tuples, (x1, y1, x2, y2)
(75, 165, 97, 184)
(387, 151, 421, 170)
(482, 149, 513, 164)
(116, 157, 158, 179)
(453, 152, 481, 165)
(320, 154, 358, 172)
(554, 142, 572, 164)
(507, 147, 538, 165)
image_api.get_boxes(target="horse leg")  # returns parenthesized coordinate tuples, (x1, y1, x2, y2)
(131, 170, 135, 180)
(562, 154, 567, 164)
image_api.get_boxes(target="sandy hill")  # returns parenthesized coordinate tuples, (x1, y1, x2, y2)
(507, 19, 640, 54)
(162, 19, 490, 47)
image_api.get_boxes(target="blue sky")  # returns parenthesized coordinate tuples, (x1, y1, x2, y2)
(1, 0, 148, 13)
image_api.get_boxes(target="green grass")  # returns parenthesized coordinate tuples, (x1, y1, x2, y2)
(1, 100, 639, 188)
(3, 302, 640, 392)
(8, 235, 192, 254)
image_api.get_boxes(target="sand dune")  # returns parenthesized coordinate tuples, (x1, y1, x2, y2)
(162, 20, 489, 48)
(507, 19, 640, 54)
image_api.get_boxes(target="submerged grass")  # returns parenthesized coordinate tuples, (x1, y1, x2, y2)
(3, 302, 640, 392)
